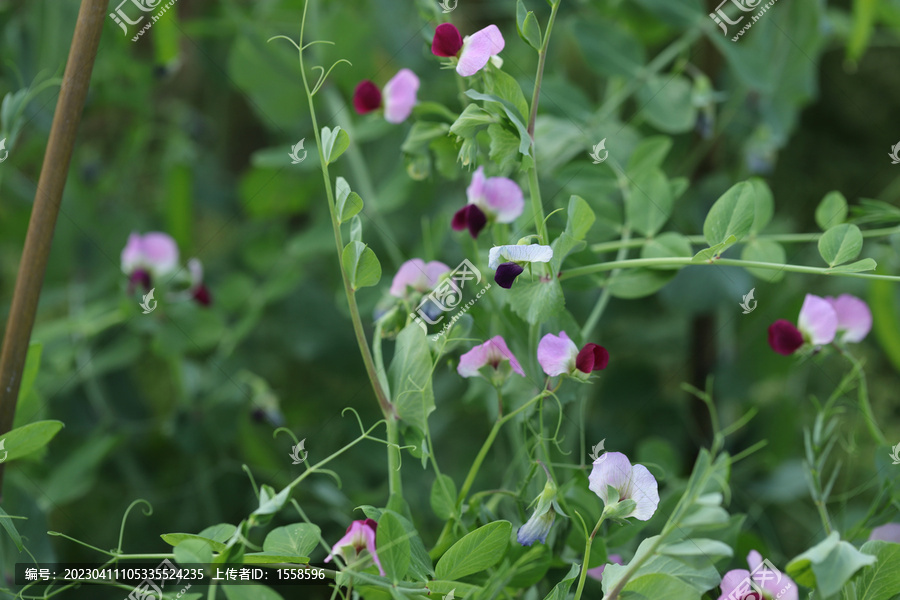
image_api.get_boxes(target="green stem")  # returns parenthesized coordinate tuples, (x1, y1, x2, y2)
(525, 0, 562, 243)
(843, 352, 888, 446)
(572, 514, 607, 600)
(560, 257, 900, 282)
(583, 227, 630, 338)
(295, 1, 400, 497)
(591, 225, 900, 254)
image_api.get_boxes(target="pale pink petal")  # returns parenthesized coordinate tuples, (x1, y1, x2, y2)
(466, 167, 487, 206)
(456, 25, 505, 77)
(537, 331, 578, 376)
(483, 176, 524, 223)
(746, 550, 763, 572)
(797, 294, 838, 345)
(458, 343, 491, 378)
(825, 294, 872, 343)
(869, 523, 900, 543)
(423, 260, 451, 289)
(625, 464, 660, 521)
(141, 232, 179, 276)
(458, 335, 525, 378)
(383, 69, 419, 124)
(717, 569, 751, 600)
(759, 572, 798, 600)
(121, 232, 143, 274)
(586, 554, 623, 581)
(390, 259, 428, 297)
(484, 335, 525, 376)
(588, 452, 633, 504)
(361, 521, 386, 577)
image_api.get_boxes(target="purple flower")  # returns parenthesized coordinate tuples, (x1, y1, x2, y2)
(431, 23, 505, 77)
(121, 232, 179, 292)
(324, 518, 385, 577)
(586, 554, 623, 582)
(457, 336, 525, 382)
(452, 167, 524, 238)
(517, 478, 565, 546)
(488, 244, 552, 289)
(537, 331, 609, 378)
(868, 523, 900, 543)
(825, 294, 872, 343)
(717, 551, 797, 600)
(588, 452, 659, 521)
(768, 320, 805, 356)
(390, 258, 451, 298)
(187, 258, 212, 307)
(352, 69, 420, 124)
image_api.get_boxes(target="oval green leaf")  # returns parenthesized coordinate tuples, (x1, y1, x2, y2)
(430, 474, 457, 520)
(818, 223, 863, 267)
(640, 232, 692, 268)
(322, 125, 350, 165)
(435, 521, 511, 580)
(342, 241, 381, 290)
(335, 177, 363, 223)
(740, 239, 786, 282)
(0, 420, 64, 462)
(815, 191, 848, 230)
(263, 523, 320, 558)
(703, 181, 755, 247)
(626, 168, 672, 237)
(377, 511, 410, 583)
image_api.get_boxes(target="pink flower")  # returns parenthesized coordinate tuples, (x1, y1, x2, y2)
(868, 523, 900, 543)
(451, 167, 524, 238)
(825, 294, 872, 343)
(537, 331, 609, 378)
(586, 554, 623, 581)
(457, 336, 525, 382)
(121, 232, 179, 292)
(717, 551, 798, 600)
(352, 69, 420, 124)
(389, 259, 451, 298)
(431, 23, 505, 77)
(325, 518, 384, 577)
(768, 293, 871, 355)
(588, 452, 659, 521)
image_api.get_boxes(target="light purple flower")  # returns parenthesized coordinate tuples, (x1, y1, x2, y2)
(382, 69, 420, 124)
(717, 551, 798, 600)
(869, 523, 900, 543)
(825, 294, 872, 343)
(452, 167, 524, 238)
(586, 554, 623, 582)
(390, 259, 451, 298)
(458, 335, 525, 379)
(797, 294, 838, 345)
(121, 232, 179, 278)
(325, 518, 384, 577)
(488, 244, 553, 289)
(457, 25, 505, 77)
(537, 331, 609, 377)
(588, 452, 659, 521)
(517, 477, 565, 546)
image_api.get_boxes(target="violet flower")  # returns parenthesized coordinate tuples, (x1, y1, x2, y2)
(121, 232, 179, 293)
(768, 293, 871, 355)
(324, 518, 385, 577)
(488, 244, 552, 289)
(717, 551, 797, 600)
(517, 477, 566, 546)
(390, 258, 451, 298)
(452, 167, 524, 238)
(868, 523, 900, 543)
(588, 452, 659, 521)
(431, 23, 505, 77)
(457, 335, 525, 384)
(537, 331, 609, 379)
(353, 69, 420, 124)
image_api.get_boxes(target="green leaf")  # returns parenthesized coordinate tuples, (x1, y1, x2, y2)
(0, 420, 64, 462)
(18, 342, 42, 402)
(747, 177, 774, 234)
(335, 177, 364, 224)
(253, 485, 291, 517)
(516, 0, 542, 50)
(401, 121, 450, 154)
(507, 276, 565, 324)
(342, 241, 382, 290)
(659, 539, 733, 559)
(321, 125, 349, 165)
(435, 521, 511, 580)
(815, 191, 849, 230)
(449, 104, 494, 139)
(263, 523, 320, 558)
(483, 68, 529, 123)
(350, 215, 363, 243)
(389, 324, 435, 437)
(626, 168, 672, 237)
(818, 223, 863, 267)
(856, 540, 900, 600)
(847, 0, 877, 63)
(377, 511, 411, 583)
(161, 533, 228, 553)
(786, 531, 876, 597)
(174, 538, 214, 565)
(199, 523, 238, 544)
(703, 182, 756, 248)
(242, 553, 309, 564)
(566, 195, 595, 241)
(0, 505, 24, 552)
(640, 232, 692, 267)
(825, 258, 877, 274)
(741, 239, 787, 282)
(607, 269, 675, 299)
(637, 75, 697, 134)
(488, 124, 520, 172)
(619, 573, 699, 600)
(627, 137, 672, 175)
(430, 475, 457, 520)
(541, 563, 581, 600)
(464, 90, 532, 158)
(692, 236, 737, 262)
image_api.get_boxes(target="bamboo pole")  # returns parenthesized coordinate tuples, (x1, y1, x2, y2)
(0, 0, 108, 498)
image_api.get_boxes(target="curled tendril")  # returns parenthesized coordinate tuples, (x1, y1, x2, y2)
(273, 426, 301, 447)
(241, 464, 260, 498)
(267, 35, 301, 52)
(117, 499, 153, 554)
(546, 391, 571, 456)
(342, 406, 369, 436)
(311, 59, 353, 96)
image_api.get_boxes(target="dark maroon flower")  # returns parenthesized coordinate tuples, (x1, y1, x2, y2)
(576, 343, 609, 373)
(431, 23, 464, 57)
(353, 80, 382, 114)
(192, 284, 212, 307)
(768, 319, 803, 355)
(128, 268, 152, 294)
(451, 204, 488, 238)
(494, 262, 524, 289)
